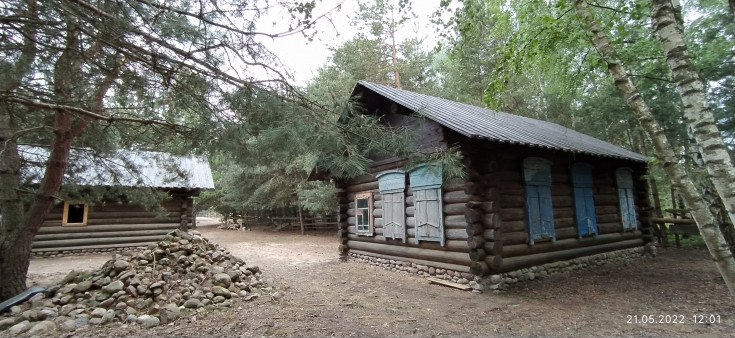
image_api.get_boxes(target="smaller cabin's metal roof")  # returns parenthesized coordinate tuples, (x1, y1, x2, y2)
(20, 146, 215, 190)
(355, 81, 647, 162)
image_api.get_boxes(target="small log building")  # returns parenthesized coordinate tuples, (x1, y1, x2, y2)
(25, 148, 215, 254)
(337, 81, 651, 278)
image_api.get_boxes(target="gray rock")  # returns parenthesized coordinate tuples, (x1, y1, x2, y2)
(60, 319, 77, 332)
(137, 314, 160, 329)
(213, 273, 232, 287)
(73, 280, 93, 293)
(125, 314, 138, 323)
(74, 316, 88, 328)
(39, 308, 58, 319)
(59, 283, 77, 295)
(158, 304, 180, 324)
(91, 307, 108, 318)
(212, 295, 226, 304)
(8, 320, 31, 335)
(0, 317, 17, 330)
(103, 280, 124, 294)
(183, 298, 201, 309)
(113, 260, 129, 272)
(21, 309, 40, 321)
(99, 297, 115, 308)
(211, 285, 231, 299)
(28, 320, 56, 335)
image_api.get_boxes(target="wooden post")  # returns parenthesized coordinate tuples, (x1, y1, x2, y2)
(298, 205, 305, 235)
(179, 199, 188, 231)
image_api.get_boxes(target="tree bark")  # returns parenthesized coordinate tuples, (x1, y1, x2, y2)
(573, 0, 735, 302)
(650, 0, 735, 231)
(0, 0, 38, 302)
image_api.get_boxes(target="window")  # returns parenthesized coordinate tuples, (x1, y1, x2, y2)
(571, 163, 598, 237)
(63, 202, 88, 226)
(409, 163, 444, 246)
(523, 157, 555, 245)
(355, 192, 373, 235)
(377, 170, 406, 242)
(616, 168, 637, 230)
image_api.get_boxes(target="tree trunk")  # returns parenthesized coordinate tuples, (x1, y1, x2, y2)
(650, 0, 735, 231)
(389, 9, 401, 89)
(573, 0, 735, 302)
(298, 205, 305, 235)
(638, 132, 668, 245)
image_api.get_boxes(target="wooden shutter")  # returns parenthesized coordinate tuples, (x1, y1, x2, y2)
(377, 170, 406, 242)
(523, 158, 555, 245)
(409, 164, 444, 246)
(616, 168, 637, 230)
(571, 163, 598, 237)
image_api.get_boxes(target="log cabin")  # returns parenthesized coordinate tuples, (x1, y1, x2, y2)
(337, 81, 652, 285)
(20, 147, 215, 254)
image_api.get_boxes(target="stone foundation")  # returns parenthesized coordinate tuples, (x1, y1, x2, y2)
(349, 246, 647, 293)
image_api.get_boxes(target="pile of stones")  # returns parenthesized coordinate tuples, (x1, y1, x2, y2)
(0, 229, 271, 335)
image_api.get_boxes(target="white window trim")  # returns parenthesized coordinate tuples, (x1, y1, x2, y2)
(355, 192, 373, 236)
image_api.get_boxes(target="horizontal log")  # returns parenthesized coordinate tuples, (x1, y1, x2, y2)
(464, 209, 482, 224)
(444, 183, 466, 192)
(38, 223, 179, 234)
(349, 249, 471, 273)
(466, 222, 484, 236)
(482, 213, 501, 229)
(503, 231, 529, 245)
(481, 201, 499, 213)
(346, 181, 379, 193)
(556, 227, 577, 240)
(469, 249, 486, 261)
(482, 228, 500, 241)
(497, 239, 644, 273)
(47, 211, 179, 220)
(500, 219, 525, 233)
(483, 240, 503, 256)
(445, 215, 468, 229)
(484, 255, 503, 271)
(464, 181, 484, 196)
(443, 190, 470, 204)
(373, 209, 383, 218)
(467, 235, 485, 249)
(596, 186, 616, 195)
(446, 228, 469, 240)
(551, 185, 572, 196)
(555, 217, 575, 229)
(497, 181, 524, 193)
(484, 187, 501, 201)
(598, 222, 622, 234)
(596, 214, 620, 224)
(595, 205, 619, 215)
(350, 173, 377, 185)
(500, 208, 525, 222)
(499, 195, 525, 208)
(552, 209, 574, 219)
(34, 229, 174, 241)
(347, 234, 469, 252)
(32, 235, 168, 249)
(31, 241, 154, 253)
(470, 261, 490, 276)
(347, 241, 472, 266)
(444, 203, 467, 216)
(550, 173, 570, 184)
(551, 196, 573, 208)
(501, 231, 643, 258)
(593, 195, 619, 206)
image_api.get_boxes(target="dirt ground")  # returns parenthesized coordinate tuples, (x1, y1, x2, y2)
(26, 218, 735, 337)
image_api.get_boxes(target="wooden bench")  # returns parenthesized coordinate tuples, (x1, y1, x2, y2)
(668, 223, 700, 247)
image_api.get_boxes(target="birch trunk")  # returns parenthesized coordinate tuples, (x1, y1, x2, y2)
(650, 0, 735, 233)
(573, 0, 735, 301)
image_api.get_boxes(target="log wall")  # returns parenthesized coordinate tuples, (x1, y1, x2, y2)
(33, 189, 196, 252)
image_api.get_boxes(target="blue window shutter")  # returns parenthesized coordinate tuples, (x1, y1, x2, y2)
(616, 168, 637, 230)
(377, 170, 407, 242)
(409, 164, 444, 246)
(571, 163, 598, 237)
(523, 158, 555, 245)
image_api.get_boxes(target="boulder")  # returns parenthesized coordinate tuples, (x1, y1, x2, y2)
(137, 314, 160, 329)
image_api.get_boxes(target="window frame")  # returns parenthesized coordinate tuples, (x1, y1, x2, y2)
(355, 192, 374, 236)
(570, 163, 598, 238)
(62, 201, 89, 226)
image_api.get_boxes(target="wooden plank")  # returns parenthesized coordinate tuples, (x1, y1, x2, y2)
(426, 277, 472, 291)
(34, 229, 174, 241)
(347, 241, 472, 265)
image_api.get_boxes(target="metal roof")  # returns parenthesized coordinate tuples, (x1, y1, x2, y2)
(355, 81, 647, 162)
(20, 146, 215, 190)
